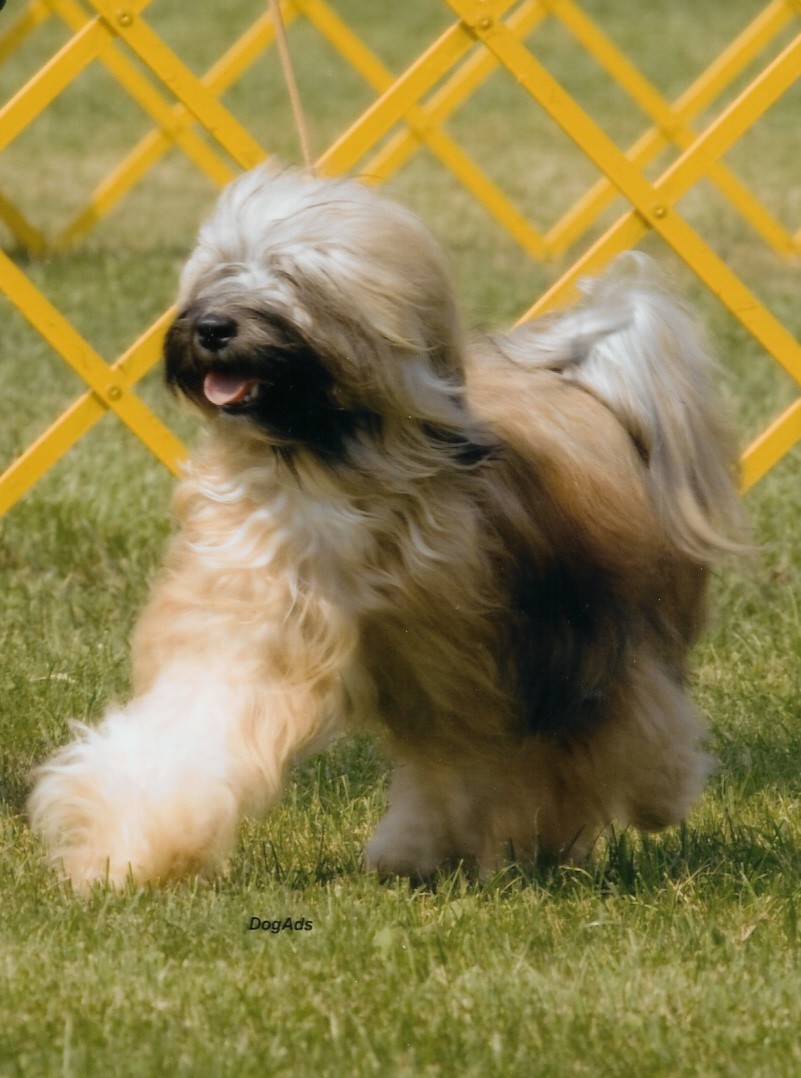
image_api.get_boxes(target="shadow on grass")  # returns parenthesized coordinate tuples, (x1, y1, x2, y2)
(235, 806, 801, 903)
(349, 825, 801, 913)
(711, 715, 801, 800)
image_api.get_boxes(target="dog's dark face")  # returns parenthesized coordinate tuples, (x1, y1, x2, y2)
(164, 302, 377, 457)
(164, 165, 472, 459)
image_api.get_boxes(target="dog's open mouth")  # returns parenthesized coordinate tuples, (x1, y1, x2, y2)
(203, 371, 263, 411)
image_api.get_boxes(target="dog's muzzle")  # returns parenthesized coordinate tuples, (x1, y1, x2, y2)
(190, 314, 261, 408)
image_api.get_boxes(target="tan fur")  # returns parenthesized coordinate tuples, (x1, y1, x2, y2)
(28, 165, 742, 889)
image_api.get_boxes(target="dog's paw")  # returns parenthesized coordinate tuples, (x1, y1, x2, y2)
(364, 816, 452, 879)
(28, 709, 238, 891)
(30, 767, 230, 892)
(29, 768, 145, 891)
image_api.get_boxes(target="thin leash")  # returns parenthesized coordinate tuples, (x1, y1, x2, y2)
(267, 0, 315, 174)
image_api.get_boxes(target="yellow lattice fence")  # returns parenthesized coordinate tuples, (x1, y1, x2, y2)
(1, 0, 800, 515)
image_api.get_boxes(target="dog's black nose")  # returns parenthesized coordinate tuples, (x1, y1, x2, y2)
(195, 313, 237, 353)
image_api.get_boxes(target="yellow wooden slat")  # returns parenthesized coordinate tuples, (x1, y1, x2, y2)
(0, 0, 50, 67)
(741, 399, 801, 490)
(0, 251, 185, 480)
(0, 187, 47, 253)
(83, 0, 266, 170)
(527, 29, 801, 321)
(0, 15, 133, 154)
(547, 0, 797, 255)
(297, 0, 547, 255)
(0, 310, 182, 517)
(546, 0, 795, 255)
(318, 0, 521, 175)
(56, 8, 293, 246)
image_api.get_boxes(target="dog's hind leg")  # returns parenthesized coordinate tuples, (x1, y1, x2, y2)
(28, 663, 338, 890)
(364, 750, 565, 878)
(363, 653, 711, 880)
(570, 654, 713, 835)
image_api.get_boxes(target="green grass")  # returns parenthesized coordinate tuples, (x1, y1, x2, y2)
(2, 0, 801, 1074)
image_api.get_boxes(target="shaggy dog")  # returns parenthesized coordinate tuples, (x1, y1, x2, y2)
(29, 165, 742, 889)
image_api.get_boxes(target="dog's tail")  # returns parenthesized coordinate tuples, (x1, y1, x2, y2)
(501, 254, 745, 562)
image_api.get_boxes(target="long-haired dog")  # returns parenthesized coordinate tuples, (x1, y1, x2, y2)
(29, 165, 742, 889)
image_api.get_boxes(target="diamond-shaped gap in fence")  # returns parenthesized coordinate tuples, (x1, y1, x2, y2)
(326, 0, 454, 74)
(720, 74, 801, 239)
(1, 57, 188, 241)
(0, 1, 69, 95)
(143, 0, 275, 76)
(0, 6, 70, 250)
(0, 297, 81, 467)
(219, 8, 379, 164)
(440, 51, 623, 247)
(381, 151, 548, 327)
(540, 0, 799, 127)
(520, 6, 664, 152)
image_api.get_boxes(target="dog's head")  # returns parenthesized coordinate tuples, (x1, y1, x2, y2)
(164, 165, 474, 459)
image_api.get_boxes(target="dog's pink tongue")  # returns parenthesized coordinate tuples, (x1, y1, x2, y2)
(203, 372, 256, 407)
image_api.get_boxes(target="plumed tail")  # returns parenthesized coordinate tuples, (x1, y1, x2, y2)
(500, 255, 746, 562)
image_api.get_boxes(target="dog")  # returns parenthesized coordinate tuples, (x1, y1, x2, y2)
(29, 164, 743, 889)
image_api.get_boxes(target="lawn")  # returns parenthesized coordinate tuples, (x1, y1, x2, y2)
(2, 1, 801, 1074)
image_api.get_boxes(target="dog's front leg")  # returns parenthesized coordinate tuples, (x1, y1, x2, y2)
(28, 661, 337, 891)
(364, 759, 470, 879)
